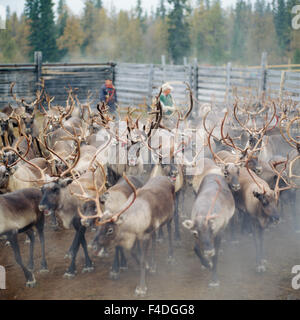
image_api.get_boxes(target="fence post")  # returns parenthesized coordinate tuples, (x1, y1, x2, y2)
(148, 64, 154, 109)
(259, 52, 267, 98)
(279, 70, 286, 101)
(34, 51, 42, 88)
(226, 62, 232, 106)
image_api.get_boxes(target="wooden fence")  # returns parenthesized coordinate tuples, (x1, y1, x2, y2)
(0, 52, 114, 109)
(0, 52, 299, 111)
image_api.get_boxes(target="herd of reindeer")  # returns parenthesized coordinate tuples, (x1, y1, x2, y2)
(0, 79, 299, 297)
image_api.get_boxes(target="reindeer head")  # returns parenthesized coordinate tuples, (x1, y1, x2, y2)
(39, 178, 73, 214)
(253, 190, 280, 223)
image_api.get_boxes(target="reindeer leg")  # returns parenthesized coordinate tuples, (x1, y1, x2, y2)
(110, 246, 121, 280)
(291, 190, 300, 233)
(64, 220, 81, 278)
(230, 210, 239, 244)
(131, 240, 141, 266)
(156, 226, 164, 243)
(80, 225, 94, 274)
(174, 192, 181, 242)
(180, 187, 186, 218)
(149, 232, 157, 273)
(25, 229, 35, 272)
(119, 246, 128, 270)
(253, 222, 265, 272)
(209, 235, 221, 287)
(135, 238, 150, 297)
(35, 215, 48, 273)
(167, 220, 175, 264)
(6, 231, 36, 287)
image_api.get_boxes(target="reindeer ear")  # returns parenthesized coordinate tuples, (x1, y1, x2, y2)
(182, 219, 194, 230)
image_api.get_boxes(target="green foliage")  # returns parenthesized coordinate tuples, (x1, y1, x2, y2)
(167, 0, 191, 64)
(1, 0, 299, 65)
(24, 0, 58, 62)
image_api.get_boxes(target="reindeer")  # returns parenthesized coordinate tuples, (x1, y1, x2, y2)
(0, 136, 52, 193)
(233, 159, 295, 272)
(38, 147, 110, 278)
(183, 172, 235, 287)
(0, 188, 48, 287)
(83, 176, 175, 297)
(76, 175, 144, 280)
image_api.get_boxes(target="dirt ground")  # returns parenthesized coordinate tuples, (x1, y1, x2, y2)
(0, 185, 300, 300)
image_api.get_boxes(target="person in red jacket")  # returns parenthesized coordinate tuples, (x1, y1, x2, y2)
(100, 77, 118, 119)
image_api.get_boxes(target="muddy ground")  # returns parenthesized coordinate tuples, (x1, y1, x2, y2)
(0, 185, 300, 300)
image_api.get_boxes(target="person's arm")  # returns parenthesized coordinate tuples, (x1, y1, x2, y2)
(100, 86, 106, 102)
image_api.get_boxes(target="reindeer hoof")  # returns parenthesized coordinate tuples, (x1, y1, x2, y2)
(27, 266, 34, 272)
(120, 265, 128, 271)
(63, 271, 76, 279)
(109, 271, 120, 280)
(98, 247, 109, 258)
(134, 286, 147, 297)
(26, 276, 36, 288)
(50, 224, 59, 231)
(39, 268, 49, 274)
(149, 264, 157, 274)
(82, 266, 94, 274)
(64, 252, 73, 260)
(156, 237, 164, 244)
(261, 259, 268, 266)
(5, 241, 11, 247)
(25, 238, 31, 244)
(256, 265, 266, 273)
(167, 256, 176, 265)
(209, 280, 220, 288)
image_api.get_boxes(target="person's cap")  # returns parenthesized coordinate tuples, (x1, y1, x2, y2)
(105, 75, 113, 81)
(161, 83, 173, 92)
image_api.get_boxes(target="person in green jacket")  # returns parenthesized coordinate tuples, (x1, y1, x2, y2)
(160, 83, 176, 116)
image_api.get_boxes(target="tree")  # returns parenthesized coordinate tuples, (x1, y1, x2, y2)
(25, 0, 58, 62)
(167, 0, 191, 64)
(156, 0, 167, 19)
(273, 0, 290, 57)
(135, 0, 147, 32)
(94, 0, 103, 9)
(39, 0, 58, 61)
(57, 0, 68, 58)
(57, 15, 84, 59)
(24, 0, 40, 60)
(231, 0, 250, 62)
